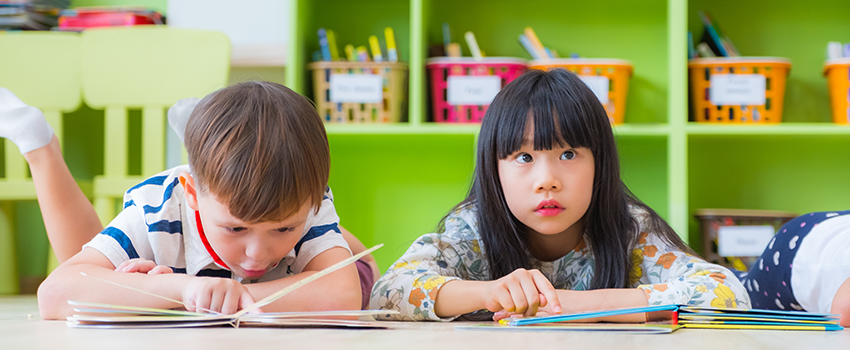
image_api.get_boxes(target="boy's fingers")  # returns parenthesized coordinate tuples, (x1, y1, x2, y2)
(240, 291, 259, 313)
(147, 265, 174, 275)
(195, 290, 213, 314)
(531, 271, 561, 314)
(209, 289, 226, 315)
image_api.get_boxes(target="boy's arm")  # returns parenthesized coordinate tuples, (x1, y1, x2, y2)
(37, 247, 194, 320)
(243, 246, 361, 312)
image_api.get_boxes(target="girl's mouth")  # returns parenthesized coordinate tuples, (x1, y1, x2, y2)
(535, 199, 564, 217)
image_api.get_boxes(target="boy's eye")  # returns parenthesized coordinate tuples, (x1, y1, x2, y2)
(517, 153, 533, 164)
(226, 227, 246, 233)
(275, 227, 294, 233)
(561, 150, 576, 160)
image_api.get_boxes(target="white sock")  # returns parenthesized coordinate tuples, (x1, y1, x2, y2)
(167, 97, 200, 143)
(0, 87, 54, 154)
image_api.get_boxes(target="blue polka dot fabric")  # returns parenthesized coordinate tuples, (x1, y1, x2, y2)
(734, 210, 850, 311)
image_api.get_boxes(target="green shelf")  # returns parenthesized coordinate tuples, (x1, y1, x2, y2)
(686, 122, 850, 135)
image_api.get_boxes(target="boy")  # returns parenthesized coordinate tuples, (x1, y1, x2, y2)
(29, 82, 362, 318)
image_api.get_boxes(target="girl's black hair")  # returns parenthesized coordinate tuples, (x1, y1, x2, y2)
(442, 68, 694, 289)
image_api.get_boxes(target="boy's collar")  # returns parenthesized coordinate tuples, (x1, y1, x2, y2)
(194, 210, 230, 270)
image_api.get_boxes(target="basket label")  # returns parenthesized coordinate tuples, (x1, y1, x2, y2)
(330, 74, 383, 103)
(579, 76, 609, 104)
(447, 76, 502, 105)
(717, 225, 775, 257)
(710, 74, 766, 105)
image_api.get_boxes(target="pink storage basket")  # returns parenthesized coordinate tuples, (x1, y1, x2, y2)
(426, 57, 527, 123)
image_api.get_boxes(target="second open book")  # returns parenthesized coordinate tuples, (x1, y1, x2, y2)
(66, 244, 399, 328)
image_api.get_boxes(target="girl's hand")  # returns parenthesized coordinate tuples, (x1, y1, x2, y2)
(482, 268, 562, 317)
(492, 296, 560, 321)
(182, 277, 256, 315)
(115, 258, 174, 275)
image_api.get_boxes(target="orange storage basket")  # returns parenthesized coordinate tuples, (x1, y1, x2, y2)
(823, 59, 850, 125)
(308, 61, 408, 123)
(529, 59, 633, 124)
(688, 57, 791, 123)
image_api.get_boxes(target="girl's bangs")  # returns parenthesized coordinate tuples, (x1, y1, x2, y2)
(494, 71, 600, 160)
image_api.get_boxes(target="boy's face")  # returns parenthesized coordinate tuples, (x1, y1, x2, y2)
(181, 172, 311, 280)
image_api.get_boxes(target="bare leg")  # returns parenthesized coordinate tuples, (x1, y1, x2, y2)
(24, 136, 102, 262)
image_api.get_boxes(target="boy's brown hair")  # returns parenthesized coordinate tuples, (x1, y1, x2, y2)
(184, 81, 329, 223)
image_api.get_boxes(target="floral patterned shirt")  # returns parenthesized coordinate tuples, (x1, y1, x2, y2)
(369, 205, 751, 321)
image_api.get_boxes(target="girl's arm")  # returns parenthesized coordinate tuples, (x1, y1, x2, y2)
(830, 276, 850, 327)
(242, 247, 362, 312)
(634, 232, 750, 309)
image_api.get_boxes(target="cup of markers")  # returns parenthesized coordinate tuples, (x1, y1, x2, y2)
(426, 24, 528, 123)
(308, 27, 409, 124)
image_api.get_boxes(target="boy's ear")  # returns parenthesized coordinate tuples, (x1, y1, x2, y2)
(180, 171, 200, 211)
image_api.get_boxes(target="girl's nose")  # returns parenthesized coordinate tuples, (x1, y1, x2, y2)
(534, 161, 562, 192)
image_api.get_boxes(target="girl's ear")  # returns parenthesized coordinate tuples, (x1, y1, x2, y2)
(180, 171, 200, 211)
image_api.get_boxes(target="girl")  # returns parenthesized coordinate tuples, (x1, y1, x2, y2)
(735, 211, 850, 326)
(370, 69, 750, 321)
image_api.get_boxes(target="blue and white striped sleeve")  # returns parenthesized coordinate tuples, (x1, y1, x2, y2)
(82, 202, 155, 269)
(289, 187, 350, 274)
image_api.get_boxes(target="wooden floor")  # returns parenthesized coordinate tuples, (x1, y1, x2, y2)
(2, 295, 850, 350)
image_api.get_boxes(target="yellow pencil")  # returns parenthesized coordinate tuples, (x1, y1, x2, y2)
(369, 35, 383, 62)
(384, 27, 398, 62)
(523, 27, 548, 60)
(327, 29, 340, 61)
(344, 44, 355, 61)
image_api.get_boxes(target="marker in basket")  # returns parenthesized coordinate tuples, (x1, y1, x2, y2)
(464, 31, 483, 59)
(544, 47, 555, 59)
(550, 48, 560, 58)
(442, 22, 451, 52)
(356, 45, 370, 62)
(385, 27, 398, 62)
(344, 44, 355, 61)
(327, 29, 340, 61)
(519, 34, 541, 60)
(523, 27, 548, 59)
(369, 35, 383, 62)
(317, 28, 332, 61)
(446, 43, 462, 58)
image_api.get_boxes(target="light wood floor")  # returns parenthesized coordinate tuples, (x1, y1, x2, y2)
(2, 295, 849, 350)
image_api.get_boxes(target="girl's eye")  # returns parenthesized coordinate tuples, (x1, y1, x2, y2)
(226, 227, 246, 233)
(517, 153, 533, 164)
(561, 150, 576, 160)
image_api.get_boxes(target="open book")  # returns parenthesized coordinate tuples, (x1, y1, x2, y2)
(66, 244, 399, 329)
(457, 304, 843, 333)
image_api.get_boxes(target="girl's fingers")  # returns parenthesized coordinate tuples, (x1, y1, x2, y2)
(507, 280, 529, 314)
(531, 270, 561, 314)
(494, 286, 515, 312)
(517, 273, 541, 316)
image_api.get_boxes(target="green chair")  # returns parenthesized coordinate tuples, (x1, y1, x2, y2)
(79, 27, 230, 225)
(0, 32, 83, 294)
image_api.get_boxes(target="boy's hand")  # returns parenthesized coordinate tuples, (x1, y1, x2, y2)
(182, 277, 256, 315)
(482, 268, 562, 318)
(115, 258, 174, 275)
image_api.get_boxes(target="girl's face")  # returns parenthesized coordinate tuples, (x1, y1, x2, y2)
(497, 123, 595, 237)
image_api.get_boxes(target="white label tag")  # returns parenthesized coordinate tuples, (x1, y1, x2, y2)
(710, 74, 766, 105)
(579, 76, 610, 104)
(717, 225, 775, 257)
(447, 76, 502, 105)
(330, 74, 383, 103)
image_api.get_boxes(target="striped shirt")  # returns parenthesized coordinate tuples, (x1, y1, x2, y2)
(84, 165, 349, 283)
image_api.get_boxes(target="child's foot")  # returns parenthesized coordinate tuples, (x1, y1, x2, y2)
(0, 87, 54, 154)
(167, 97, 201, 143)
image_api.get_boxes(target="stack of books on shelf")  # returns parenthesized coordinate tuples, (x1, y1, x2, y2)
(0, 0, 68, 30)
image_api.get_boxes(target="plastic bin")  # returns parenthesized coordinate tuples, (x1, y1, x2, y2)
(426, 57, 527, 123)
(695, 209, 797, 272)
(688, 57, 791, 124)
(308, 61, 408, 123)
(823, 59, 850, 124)
(529, 58, 633, 124)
